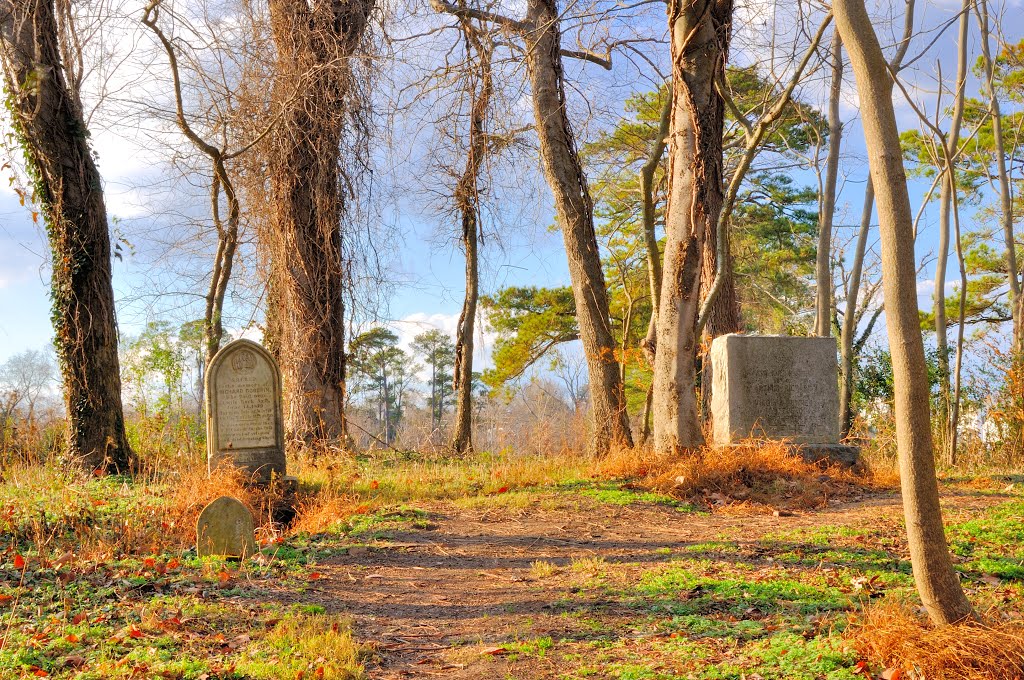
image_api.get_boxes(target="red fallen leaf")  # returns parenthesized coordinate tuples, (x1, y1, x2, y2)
(14, 554, 26, 569)
(314, 668, 325, 679)
(218, 571, 230, 584)
(213, 633, 226, 643)
(65, 634, 80, 643)
(166, 558, 180, 570)
(143, 558, 156, 569)
(0, 594, 12, 604)
(32, 668, 48, 677)
(369, 480, 380, 490)
(308, 572, 322, 581)
(91, 499, 107, 506)
(72, 613, 87, 625)
(481, 646, 509, 656)
(495, 486, 509, 494)
(128, 627, 144, 639)
(852, 660, 869, 675)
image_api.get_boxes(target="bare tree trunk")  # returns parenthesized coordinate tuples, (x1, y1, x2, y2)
(834, 0, 974, 625)
(839, 178, 873, 436)
(639, 93, 671, 446)
(815, 30, 843, 338)
(950, 178, 968, 464)
(264, 1, 373, 449)
(652, 0, 731, 454)
(0, 0, 132, 473)
(935, 0, 970, 462)
(976, 0, 1021, 353)
(142, 2, 246, 371)
(523, 0, 632, 454)
(451, 28, 493, 456)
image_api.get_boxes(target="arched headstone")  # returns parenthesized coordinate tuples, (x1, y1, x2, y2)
(206, 339, 286, 484)
(196, 496, 257, 559)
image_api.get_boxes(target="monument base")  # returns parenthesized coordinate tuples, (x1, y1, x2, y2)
(716, 443, 860, 467)
(792, 444, 859, 467)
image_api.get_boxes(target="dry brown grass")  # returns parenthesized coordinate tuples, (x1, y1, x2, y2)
(847, 602, 1024, 680)
(599, 439, 884, 511)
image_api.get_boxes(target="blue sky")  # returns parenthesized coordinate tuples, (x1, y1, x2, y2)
(0, 0, 1022, 371)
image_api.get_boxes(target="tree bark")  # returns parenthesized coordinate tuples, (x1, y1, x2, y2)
(451, 27, 493, 456)
(142, 2, 242, 371)
(0, 0, 132, 473)
(523, 0, 632, 454)
(814, 29, 843, 338)
(652, 0, 731, 453)
(264, 0, 373, 449)
(934, 0, 970, 462)
(834, 0, 974, 625)
(975, 0, 1021, 354)
(839, 178, 873, 436)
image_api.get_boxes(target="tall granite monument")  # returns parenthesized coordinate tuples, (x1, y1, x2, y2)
(206, 339, 287, 484)
(710, 334, 858, 465)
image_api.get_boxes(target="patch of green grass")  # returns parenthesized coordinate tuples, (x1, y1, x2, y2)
(680, 541, 741, 556)
(339, 506, 428, 540)
(947, 500, 1024, 580)
(762, 525, 869, 546)
(504, 635, 555, 660)
(236, 612, 367, 679)
(697, 633, 859, 679)
(580, 485, 693, 510)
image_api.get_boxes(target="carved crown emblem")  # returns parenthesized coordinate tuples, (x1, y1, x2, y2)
(230, 349, 257, 372)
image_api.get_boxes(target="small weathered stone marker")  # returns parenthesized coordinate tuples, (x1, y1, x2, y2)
(196, 496, 257, 559)
(710, 334, 858, 465)
(206, 339, 286, 485)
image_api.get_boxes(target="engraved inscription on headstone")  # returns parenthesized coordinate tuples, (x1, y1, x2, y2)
(206, 339, 286, 484)
(710, 335, 854, 464)
(196, 496, 257, 559)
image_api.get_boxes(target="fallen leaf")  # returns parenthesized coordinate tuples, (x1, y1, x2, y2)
(481, 646, 508, 656)
(13, 554, 25, 569)
(65, 634, 80, 643)
(0, 594, 12, 604)
(308, 572, 322, 581)
(128, 627, 144, 639)
(72, 613, 87, 625)
(369, 480, 380, 490)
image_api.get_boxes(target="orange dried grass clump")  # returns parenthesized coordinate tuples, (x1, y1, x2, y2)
(163, 464, 284, 544)
(600, 439, 877, 511)
(847, 602, 1024, 680)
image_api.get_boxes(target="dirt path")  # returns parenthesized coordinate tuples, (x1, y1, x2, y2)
(297, 488, 1010, 678)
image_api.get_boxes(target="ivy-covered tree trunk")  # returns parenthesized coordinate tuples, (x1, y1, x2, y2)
(265, 0, 373, 449)
(0, 0, 132, 473)
(523, 0, 632, 454)
(652, 0, 731, 453)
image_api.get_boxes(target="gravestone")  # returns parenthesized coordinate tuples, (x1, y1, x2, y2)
(206, 339, 287, 485)
(196, 496, 257, 559)
(710, 334, 858, 465)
